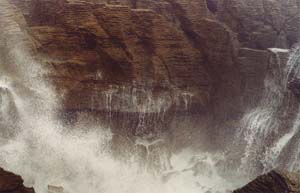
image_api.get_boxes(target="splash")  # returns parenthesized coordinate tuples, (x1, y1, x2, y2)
(237, 46, 300, 176)
(237, 49, 287, 175)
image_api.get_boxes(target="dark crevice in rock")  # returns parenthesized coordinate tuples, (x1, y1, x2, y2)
(94, 48, 133, 82)
(131, 0, 137, 9)
(206, 0, 218, 13)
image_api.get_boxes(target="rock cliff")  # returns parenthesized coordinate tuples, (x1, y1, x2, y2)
(3, 0, 300, 149)
(7, 0, 240, 115)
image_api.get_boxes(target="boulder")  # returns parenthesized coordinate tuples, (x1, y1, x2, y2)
(0, 167, 35, 193)
(233, 170, 300, 193)
(4, 0, 300, 147)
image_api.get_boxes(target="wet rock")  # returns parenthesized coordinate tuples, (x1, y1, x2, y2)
(48, 185, 64, 193)
(216, 0, 300, 49)
(238, 48, 269, 108)
(0, 167, 35, 193)
(233, 170, 300, 193)
(4, 0, 300, 148)
(6, 0, 241, 118)
(20, 0, 211, 114)
(5, 0, 298, 118)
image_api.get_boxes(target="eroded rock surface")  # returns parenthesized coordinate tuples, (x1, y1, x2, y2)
(2, 0, 299, 148)
(6, 0, 241, 116)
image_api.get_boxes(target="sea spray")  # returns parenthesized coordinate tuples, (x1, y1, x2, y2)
(0, 2, 238, 193)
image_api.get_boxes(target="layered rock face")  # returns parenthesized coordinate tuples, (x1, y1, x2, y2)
(0, 167, 35, 193)
(0, 0, 236, 147)
(21, 0, 212, 114)
(8, 0, 243, 111)
(4, 0, 300, 145)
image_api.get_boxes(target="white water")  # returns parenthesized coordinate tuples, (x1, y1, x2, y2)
(287, 45, 300, 82)
(0, 2, 237, 193)
(237, 47, 300, 176)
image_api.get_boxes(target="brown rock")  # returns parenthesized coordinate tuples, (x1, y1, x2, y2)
(9, 0, 214, 115)
(4, 0, 299, 145)
(0, 167, 35, 193)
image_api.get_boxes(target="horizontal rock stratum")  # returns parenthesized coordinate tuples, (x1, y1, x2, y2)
(4, 0, 298, 116)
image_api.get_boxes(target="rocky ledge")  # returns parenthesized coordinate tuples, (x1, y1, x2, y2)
(234, 170, 300, 193)
(0, 167, 35, 193)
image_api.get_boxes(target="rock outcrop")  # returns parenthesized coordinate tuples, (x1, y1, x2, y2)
(0, 0, 238, 145)
(3, 0, 300, 147)
(6, 0, 242, 117)
(0, 167, 35, 193)
(233, 170, 300, 193)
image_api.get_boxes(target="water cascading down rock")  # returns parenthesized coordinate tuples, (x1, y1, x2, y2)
(1, 0, 300, 193)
